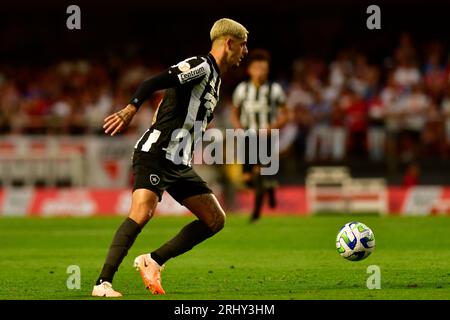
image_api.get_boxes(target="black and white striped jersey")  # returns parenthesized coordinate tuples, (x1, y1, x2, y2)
(133, 53, 221, 166)
(232, 81, 286, 130)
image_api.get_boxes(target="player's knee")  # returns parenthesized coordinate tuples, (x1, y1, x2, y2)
(132, 200, 155, 217)
(129, 208, 152, 226)
(209, 211, 226, 233)
(129, 193, 158, 225)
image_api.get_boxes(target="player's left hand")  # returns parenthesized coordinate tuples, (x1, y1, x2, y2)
(103, 104, 137, 136)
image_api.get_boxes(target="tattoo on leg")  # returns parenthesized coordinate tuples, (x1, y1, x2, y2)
(203, 194, 225, 232)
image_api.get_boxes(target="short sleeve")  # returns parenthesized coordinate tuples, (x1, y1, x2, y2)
(168, 56, 210, 85)
(271, 83, 287, 106)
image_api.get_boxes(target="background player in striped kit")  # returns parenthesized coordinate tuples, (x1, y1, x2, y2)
(231, 49, 288, 222)
(92, 18, 248, 297)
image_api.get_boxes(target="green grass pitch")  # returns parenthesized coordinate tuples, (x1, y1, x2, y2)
(1, 215, 450, 300)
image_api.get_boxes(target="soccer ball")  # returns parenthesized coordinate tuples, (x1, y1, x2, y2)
(336, 222, 375, 261)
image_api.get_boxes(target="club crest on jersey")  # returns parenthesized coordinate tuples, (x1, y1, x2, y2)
(149, 174, 160, 185)
(177, 61, 191, 72)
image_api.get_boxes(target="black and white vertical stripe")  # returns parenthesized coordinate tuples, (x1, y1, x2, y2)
(232, 81, 286, 130)
(134, 54, 221, 166)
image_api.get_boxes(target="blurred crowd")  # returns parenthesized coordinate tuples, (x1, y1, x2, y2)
(1, 33, 450, 164)
(284, 33, 450, 163)
(0, 56, 164, 136)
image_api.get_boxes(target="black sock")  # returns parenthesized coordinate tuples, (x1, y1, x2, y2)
(96, 218, 141, 285)
(251, 175, 264, 221)
(267, 187, 276, 208)
(151, 220, 215, 266)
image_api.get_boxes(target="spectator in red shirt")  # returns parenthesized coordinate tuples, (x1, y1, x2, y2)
(338, 87, 368, 157)
(403, 162, 420, 187)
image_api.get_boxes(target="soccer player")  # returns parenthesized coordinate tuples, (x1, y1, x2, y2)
(92, 18, 248, 297)
(231, 49, 288, 222)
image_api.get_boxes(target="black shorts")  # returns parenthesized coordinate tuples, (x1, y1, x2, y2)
(242, 133, 273, 174)
(132, 151, 213, 203)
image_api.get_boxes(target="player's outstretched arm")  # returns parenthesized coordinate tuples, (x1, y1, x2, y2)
(103, 66, 182, 136)
(129, 57, 209, 110)
(103, 104, 137, 136)
(103, 57, 209, 136)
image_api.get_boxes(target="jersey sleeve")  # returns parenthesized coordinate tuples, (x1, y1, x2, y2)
(271, 83, 287, 107)
(129, 56, 209, 109)
(232, 82, 246, 108)
(169, 56, 210, 85)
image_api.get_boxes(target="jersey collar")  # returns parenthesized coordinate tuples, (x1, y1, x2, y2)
(207, 53, 221, 76)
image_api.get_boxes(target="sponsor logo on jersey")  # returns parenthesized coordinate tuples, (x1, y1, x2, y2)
(179, 66, 205, 83)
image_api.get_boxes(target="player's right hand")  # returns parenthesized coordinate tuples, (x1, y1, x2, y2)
(103, 104, 137, 136)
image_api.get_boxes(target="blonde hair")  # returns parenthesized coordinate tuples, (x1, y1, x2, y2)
(210, 18, 248, 42)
